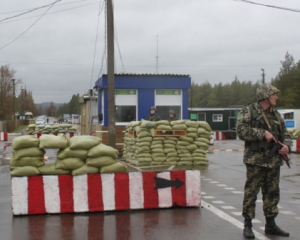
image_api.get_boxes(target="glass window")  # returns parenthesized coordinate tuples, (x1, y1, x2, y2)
(198, 113, 206, 121)
(212, 114, 223, 122)
(115, 106, 136, 122)
(156, 106, 181, 120)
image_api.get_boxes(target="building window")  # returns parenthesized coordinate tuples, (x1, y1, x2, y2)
(198, 113, 206, 121)
(156, 106, 181, 120)
(212, 114, 223, 122)
(115, 106, 136, 122)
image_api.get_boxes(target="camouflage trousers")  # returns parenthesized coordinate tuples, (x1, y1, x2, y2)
(242, 164, 280, 219)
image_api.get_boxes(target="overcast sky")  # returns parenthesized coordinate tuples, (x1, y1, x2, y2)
(1, 0, 300, 103)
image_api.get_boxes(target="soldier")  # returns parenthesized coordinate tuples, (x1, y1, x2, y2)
(236, 84, 291, 238)
(168, 109, 177, 122)
(145, 106, 161, 121)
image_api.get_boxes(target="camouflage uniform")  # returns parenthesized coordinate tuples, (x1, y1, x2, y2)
(168, 109, 178, 122)
(146, 106, 161, 122)
(236, 84, 292, 220)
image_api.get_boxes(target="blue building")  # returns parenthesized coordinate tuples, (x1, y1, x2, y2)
(94, 74, 191, 126)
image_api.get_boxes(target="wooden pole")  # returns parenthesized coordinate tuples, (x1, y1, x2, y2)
(107, 0, 116, 148)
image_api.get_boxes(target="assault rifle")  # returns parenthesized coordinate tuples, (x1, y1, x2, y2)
(268, 131, 291, 168)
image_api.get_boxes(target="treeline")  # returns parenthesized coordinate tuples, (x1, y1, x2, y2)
(188, 52, 300, 109)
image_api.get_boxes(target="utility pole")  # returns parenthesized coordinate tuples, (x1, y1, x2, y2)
(261, 69, 265, 84)
(12, 79, 15, 120)
(107, 0, 116, 148)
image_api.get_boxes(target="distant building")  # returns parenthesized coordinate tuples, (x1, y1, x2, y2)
(94, 74, 191, 126)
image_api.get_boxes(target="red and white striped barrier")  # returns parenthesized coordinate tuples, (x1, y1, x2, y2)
(33, 132, 76, 138)
(0, 132, 8, 141)
(213, 131, 226, 140)
(11, 170, 201, 215)
(291, 139, 300, 153)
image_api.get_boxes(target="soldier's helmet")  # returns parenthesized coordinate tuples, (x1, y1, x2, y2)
(169, 109, 175, 114)
(150, 106, 157, 112)
(256, 84, 279, 101)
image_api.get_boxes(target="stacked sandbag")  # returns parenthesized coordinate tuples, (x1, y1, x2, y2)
(10, 135, 45, 176)
(123, 120, 211, 166)
(289, 129, 300, 139)
(123, 121, 140, 165)
(27, 123, 78, 135)
(55, 135, 101, 173)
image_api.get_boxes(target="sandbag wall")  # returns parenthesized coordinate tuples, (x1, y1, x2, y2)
(123, 120, 211, 166)
(10, 135, 127, 177)
(26, 123, 77, 135)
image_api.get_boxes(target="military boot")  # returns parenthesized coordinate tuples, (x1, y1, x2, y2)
(243, 219, 255, 238)
(265, 217, 289, 237)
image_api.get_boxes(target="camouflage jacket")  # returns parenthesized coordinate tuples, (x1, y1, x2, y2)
(146, 114, 161, 122)
(236, 103, 292, 168)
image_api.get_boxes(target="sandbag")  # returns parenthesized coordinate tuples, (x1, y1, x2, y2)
(178, 153, 192, 158)
(187, 133, 198, 138)
(10, 166, 40, 176)
(151, 153, 166, 157)
(193, 156, 209, 162)
(140, 120, 155, 129)
(172, 124, 187, 130)
(170, 120, 185, 125)
(138, 157, 152, 162)
(13, 148, 45, 160)
(164, 144, 176, 148)
(137, 153, 152, 158)
(151, 140, 163, 145)
(177, 149, 189, 154)
(12, 136, 40, 150)
(137, 137, 153, 142)
(164, 148, 176, 154)
(55, 158, 85, 170)
(150, 144, 163, 149)
(164, 161, 177, 165)
(167, 152, 178, 157)
(166, 157, 180, 162)
(185, 121, 199, 128)
(72, 164, 99, 176)
(187, 127, 198, 133)
(10, 157, 45, 169)
(152, 157, 166, 162)
(195, 137, 210, 144)
(88, 144, 119, 158)
(38, 163, 70, 175)
(151, 148, 164, 153)
(86, 156, 117, 167)
(179, 136, 194, 143)
(197, 121, 212, 131)
(177, 161, 193, 166)
(193, 161, 209, 166)
(186, 144, 198, 151)
(100, 162, 127, 173)
(176, 145, 187, 150)
(163, 140, 177, 145)
(135, 146, 151, 153)
(39, 134, 69, 149)
(57, 147, 88, 159)
(194, 141, 209, 148)
(155, 120, 170, 126)
(153, 137, 165, 141)
(193, 149, 207, 154)
(177, 141, 190, 146)
(136, 142, 151, 147)
(69, 136, 101, 150)
(137, 131, 152, 138)
(156, 125, 172, 130)
(165, 137, 178, 141)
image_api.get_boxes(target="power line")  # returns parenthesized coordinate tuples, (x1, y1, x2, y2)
(233, 0, 300, 13)
(115, 25, 126, 73)
(0, 1, 100, 25)
(0, 0, 87, 14)
(0, 0, 61, 23)
(0, 1, 59, 51)
(98, 1, 107, 78)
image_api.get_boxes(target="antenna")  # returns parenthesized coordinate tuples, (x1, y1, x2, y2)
(156, 35, 159, 74)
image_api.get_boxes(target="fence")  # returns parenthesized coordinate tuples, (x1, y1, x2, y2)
(0, 120, 29, 132)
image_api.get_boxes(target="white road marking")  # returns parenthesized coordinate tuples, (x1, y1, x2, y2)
(201, 200, 270, 240)
(232, 212, 242, 216)
(210, 181, 219, 183)
(278, 205, 282, 209)
(221, 206, 236, 210)
(217, 184, 227, 187)
(259, 227, 265, 231)
(224, 187, 235, 190)
(252, 219, 262, 223)
(212, 200, 225, 204)
(280, 211, 295, 215)
(201, 192, 207, 195)
(257, 200, 263, 203)
(203, 196, 215, 199)
(203, 178, 212, 181)
(295, 217, 300, 220)
(231, 191, 244, 194)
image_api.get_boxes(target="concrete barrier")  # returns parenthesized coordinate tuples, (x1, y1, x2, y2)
(0, 132, 8, 141)
(11, 170, 201, 215)
(213, 131, 226, 140)
(291, 139, 300, 153)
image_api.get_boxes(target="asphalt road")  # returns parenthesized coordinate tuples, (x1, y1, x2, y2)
(0, 138, 299, 240)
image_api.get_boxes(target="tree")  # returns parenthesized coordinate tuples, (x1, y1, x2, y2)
(0, 65, 21, 120)
(46, 102, 56, 116)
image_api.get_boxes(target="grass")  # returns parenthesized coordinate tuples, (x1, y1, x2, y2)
(12, 125, 28, 133)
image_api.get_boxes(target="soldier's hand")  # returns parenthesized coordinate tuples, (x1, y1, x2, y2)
(278, 142, 289, 155)
(265, 130, 276, 142)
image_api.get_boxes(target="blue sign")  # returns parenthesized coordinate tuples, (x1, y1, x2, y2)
(285, 120, 295, 128)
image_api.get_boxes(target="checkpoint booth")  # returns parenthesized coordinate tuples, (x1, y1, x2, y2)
(93, 74, 191, 150)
